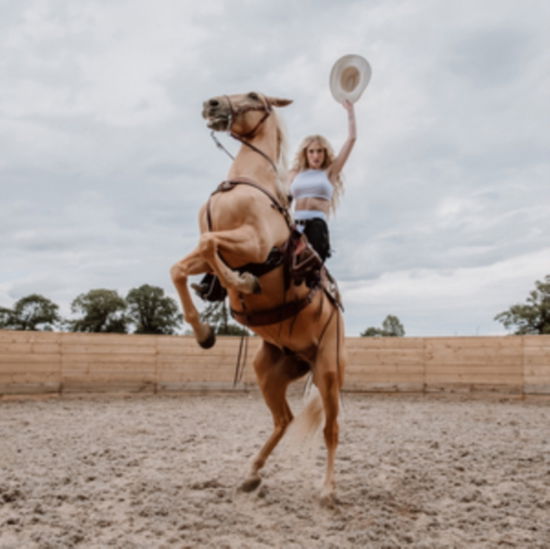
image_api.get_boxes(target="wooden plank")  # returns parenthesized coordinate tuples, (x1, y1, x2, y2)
(158, 381, 241, 392)
(347, 362, 424, 372)
(0, 381, 60, 395)
(0, 365, 60, 378)
(157, 358, 245, 370)
(347, 339, 424, 350)
(61, 344, 156, 355)
(62, 380, 157, 393)
(61, 369, 155, 378)
(60, 333, 155, 345)
(426, 373, 522, 384)
(348, 352, 424, 364)
(157, 335, 254, 350)
(62, 353, 157, 364)
(425, 364, 522, 374)
(0, 342, 60, 354)
(523, 335, 550, 348)
(345, 381, 424, 392)
(425, 336, 522, 348)
(425, 382, 523, 394)
(0, 371, 59, 381)
(158, 373, 233, 385)
(524, 384, 550, 395)
(524, 351, 550, 364)
(0, 330, 60, 343)
(426, 344, 522, 355)
(0, 353, 61, 365)
(524, 365, 550, 383)
(348, 376, 425, 385)
(347, 372, 424, 382)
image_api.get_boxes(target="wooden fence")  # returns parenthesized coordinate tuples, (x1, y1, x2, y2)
(1, 330, 549, 397)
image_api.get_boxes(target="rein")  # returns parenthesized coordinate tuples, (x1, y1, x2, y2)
(206, 178, 293, 231)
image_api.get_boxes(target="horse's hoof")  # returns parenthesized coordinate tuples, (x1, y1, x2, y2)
(198, 326, 216, 349)
(320, 492, 338, 507)
(320, 487, 339, 507)
(240, 476, 262, 493)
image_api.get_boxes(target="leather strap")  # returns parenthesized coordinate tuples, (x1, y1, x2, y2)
(206, 177, 293, 231)
(230, 286, 319, 327)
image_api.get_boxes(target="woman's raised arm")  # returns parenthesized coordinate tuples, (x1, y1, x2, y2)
(328, 100, 356, 180)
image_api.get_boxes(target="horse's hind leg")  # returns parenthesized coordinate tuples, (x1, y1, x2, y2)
(241, 342, 308, 492)
(313, 311, 346, 503)
(170, 250, 215, 348)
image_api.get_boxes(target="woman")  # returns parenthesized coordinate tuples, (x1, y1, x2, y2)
(288, 99, 356, 261)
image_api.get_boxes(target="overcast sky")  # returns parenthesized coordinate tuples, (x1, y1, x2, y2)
(1, 0, 549, 337)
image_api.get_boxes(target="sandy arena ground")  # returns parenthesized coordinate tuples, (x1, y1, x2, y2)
(1, 391, 549, 548)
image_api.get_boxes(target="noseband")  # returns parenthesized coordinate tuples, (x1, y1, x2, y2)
(209, 94, 278, 173)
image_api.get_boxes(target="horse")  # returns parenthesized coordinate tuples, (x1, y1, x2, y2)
(170, 91, 346, 503)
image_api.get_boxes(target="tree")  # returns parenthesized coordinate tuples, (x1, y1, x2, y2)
(126, 284, 182, 334)
(68, 289, 128, 333)
(361, 314, 405, 337)
(494, 275, 550, 335)
(201, 300, 249, 336)
(0, 307, 13, 329)
(0, 294, 61, 331)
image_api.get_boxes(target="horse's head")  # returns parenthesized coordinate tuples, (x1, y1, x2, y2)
(202, 92, 292, 138)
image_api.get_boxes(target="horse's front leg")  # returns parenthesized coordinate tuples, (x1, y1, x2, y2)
(170, 249, 216, 348)
(199, 226, 266, 295)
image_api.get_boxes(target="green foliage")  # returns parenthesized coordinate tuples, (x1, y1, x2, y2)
(201, 300, 249, 336)
(0, 294, 61, 331)
(68, 289, 129, 333)
(0, 307, 13, 328)
(361, 314, 405, 337)
(494, 275, 550, 335)
(126, 284, 182, 335)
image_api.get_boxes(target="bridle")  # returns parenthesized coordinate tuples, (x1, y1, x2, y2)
(209, 94, 278, 173)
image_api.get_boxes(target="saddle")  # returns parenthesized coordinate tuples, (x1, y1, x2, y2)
(193, 229, 323, 302)
(192, 177, 341, 322)
(284, 229, 324, 289)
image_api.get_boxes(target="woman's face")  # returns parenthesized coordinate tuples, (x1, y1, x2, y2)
(306, 141, 325, 169)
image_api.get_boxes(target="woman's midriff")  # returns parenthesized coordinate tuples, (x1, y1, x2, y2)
(294, 196, 330, 215)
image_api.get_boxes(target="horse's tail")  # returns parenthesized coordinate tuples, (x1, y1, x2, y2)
(284, 384, 324, 453)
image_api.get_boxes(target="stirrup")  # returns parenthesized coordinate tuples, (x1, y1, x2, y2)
(192, 274, 227, 302)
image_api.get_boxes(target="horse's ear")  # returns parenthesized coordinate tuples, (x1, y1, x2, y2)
(267, 97, 293, 108)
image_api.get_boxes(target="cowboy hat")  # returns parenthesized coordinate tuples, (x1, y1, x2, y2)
(329, 54, 372, 104)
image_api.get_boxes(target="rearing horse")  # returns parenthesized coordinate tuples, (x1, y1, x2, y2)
(170, 91, 346, 502)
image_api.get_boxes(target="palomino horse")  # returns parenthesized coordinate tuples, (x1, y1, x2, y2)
(170, 91, 346, 502)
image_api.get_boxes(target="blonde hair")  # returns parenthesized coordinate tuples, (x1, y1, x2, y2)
(290, 134, 343, 212)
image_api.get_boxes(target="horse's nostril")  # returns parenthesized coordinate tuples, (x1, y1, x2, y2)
(209, 99, 219, 107)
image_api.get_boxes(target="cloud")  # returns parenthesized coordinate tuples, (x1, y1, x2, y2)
(1, 0, 549, 338)
(342, 247, 550, 336)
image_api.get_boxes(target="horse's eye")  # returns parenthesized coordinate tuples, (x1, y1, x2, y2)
(248, 92, 260, 101)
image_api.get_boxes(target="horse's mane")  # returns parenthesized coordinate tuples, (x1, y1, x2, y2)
(273, 110, 290, 207)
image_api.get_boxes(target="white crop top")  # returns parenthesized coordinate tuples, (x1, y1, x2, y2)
(290, 169, 333, 201)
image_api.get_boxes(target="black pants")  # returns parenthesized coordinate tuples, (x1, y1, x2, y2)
(300, 218, 331, 262)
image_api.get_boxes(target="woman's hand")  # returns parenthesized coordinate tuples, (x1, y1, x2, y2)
(343, 99, 356, 140)
(343, 99, 354, 115)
